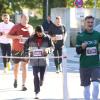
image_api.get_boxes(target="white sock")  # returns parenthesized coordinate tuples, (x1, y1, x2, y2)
(92, 81, 99, 100)
(84, 86, 90, 100)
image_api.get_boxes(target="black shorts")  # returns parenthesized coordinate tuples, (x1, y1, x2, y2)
(80, 67, 100, 86)
(12, 51, 28, 64)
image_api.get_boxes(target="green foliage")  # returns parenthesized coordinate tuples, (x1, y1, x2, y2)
(29, 16, 43, 28)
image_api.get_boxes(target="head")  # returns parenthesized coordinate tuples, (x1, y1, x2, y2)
(47, 16, 51, 21)
(55, 16, 62, 26)
(2, 14, 10, 24)
(84, 16, 94, 32)
(35, 25, 44, 37)
(20, 14, 29, 26)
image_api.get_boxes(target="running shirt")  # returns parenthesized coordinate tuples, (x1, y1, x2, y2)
(0, 22, 14, 44)
(8, 23, 33, 52)
(76, 30, 100, 68)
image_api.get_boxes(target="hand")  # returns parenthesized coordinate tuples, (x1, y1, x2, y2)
(81, 42, 88, 49)
(42, 50, 48, 56)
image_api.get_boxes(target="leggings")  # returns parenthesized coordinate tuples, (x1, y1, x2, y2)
(53, 48, 62, 70)
(0, 43, 11, 68)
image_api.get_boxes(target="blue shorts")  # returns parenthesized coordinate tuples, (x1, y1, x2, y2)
(80, 67, 100, 86)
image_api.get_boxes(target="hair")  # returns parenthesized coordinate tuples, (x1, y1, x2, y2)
(35, 25, 44, 33)
(56, 16, 61, 19)
(85, 15, 94, 21)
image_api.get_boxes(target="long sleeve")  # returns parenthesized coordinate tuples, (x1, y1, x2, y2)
(76, 34, 85, 54)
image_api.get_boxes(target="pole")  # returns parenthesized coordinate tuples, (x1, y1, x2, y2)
(93, 0, 97, 26)
(62, 47, 69, 100)
(46, 0, 48, 18)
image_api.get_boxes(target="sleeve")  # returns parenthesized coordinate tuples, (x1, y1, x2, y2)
(76, 34, 85, 54)
(8, 24, 18, 35)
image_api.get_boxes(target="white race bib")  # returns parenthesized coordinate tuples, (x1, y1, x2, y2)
(56, 35, 63, 40)
(33, 49, 43, 57)
(86, 47, 97, 56)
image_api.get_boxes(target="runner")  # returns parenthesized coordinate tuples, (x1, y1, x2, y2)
(76, 16, 100, 100)
(24, 25, 53, 99)
(7, 14, 33, 91)
(0, 13, 14, 72)
(48, 16, 66, 73)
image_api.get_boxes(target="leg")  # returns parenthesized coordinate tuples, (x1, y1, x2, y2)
(21, 61, 28, 91)
(6, 44, 11, 70)
(91, 68, 100, 100)
(21, 61, 28, 85)
(33, 66, 40, 94)
(6, 43, 11, 62)
(13, 63, 19, 88)
(40, 66, 46, 86)
(53, 49, 59, 72)
(0, 44, 7, 68)
(84, 86, 90, 100)
(80, 68, 91, 100)
(58, 48, 62, 71)
(92, 81, 99, 100)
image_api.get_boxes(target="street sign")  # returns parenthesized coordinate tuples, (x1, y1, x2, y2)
(74, 0, 83, 8)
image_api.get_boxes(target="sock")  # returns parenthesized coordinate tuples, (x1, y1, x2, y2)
(84, 86, 90, 100)
(92, 81, 99, 100)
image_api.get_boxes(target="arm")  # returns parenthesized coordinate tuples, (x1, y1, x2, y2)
(76, 34, 86, 54)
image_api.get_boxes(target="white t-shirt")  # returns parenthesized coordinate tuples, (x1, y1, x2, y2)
(0, 22, 14, 44)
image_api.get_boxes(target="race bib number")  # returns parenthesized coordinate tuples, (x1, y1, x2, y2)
(56, 35, 63, 40)
(33, 49, 43, 57)
(86, 47, 97, 56)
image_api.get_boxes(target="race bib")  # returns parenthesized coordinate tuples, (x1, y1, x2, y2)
(33, 49, 43, 57)
(86, 47, 97, 56)
(56, 35, 63, 40)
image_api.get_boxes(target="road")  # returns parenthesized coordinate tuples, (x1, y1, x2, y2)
(0, 48, 100, 100)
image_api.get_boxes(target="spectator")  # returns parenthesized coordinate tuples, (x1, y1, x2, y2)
(42, 16, 53, 34)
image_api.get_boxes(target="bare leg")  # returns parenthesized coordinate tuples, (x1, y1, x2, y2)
(14, 63, 19, 80)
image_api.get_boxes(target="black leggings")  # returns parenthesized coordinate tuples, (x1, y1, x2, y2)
(0, 43, 11, 68)
(53, 48, 62, 70)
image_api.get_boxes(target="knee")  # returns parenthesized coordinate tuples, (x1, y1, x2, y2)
(92, 81, 99, 87)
